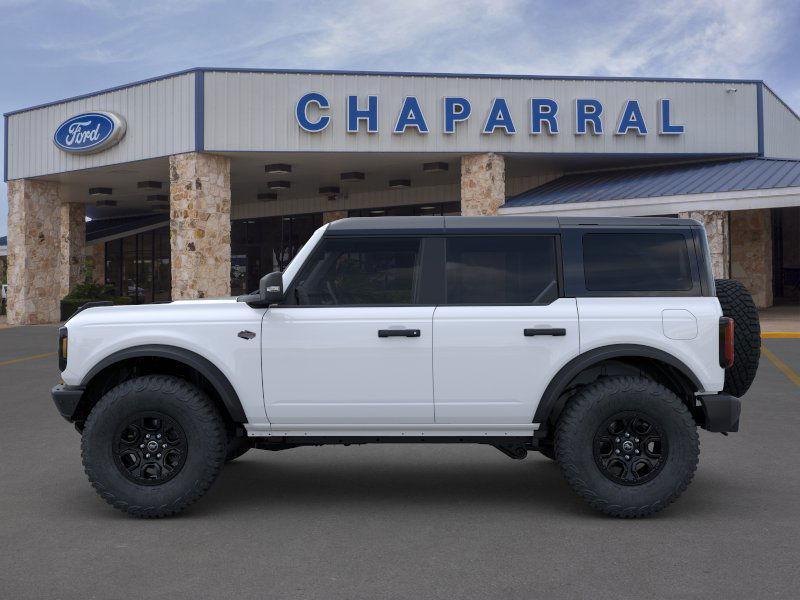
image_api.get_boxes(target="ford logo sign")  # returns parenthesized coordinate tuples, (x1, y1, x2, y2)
(53, 111, 126, 154)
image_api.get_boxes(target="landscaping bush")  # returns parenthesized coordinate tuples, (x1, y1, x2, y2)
(60, 281, 131, 321)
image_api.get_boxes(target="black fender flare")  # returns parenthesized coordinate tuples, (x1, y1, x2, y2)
(81, 344, 247, 423)
(533, 344, 703, 427)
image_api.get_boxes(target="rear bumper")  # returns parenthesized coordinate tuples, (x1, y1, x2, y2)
(51, 384, 85, 422)
(697, 393, 741, 433)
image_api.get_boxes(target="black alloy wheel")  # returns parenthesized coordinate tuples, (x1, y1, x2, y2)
(114, 412, 187, 485)
(593, 411, 667, 485)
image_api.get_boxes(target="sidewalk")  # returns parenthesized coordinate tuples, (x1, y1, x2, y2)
(759, 305, 800, 335)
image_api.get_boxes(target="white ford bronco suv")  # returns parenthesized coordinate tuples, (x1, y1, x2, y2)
(52, 216, 760, 518)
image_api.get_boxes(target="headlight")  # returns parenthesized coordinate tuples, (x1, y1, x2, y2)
(58, 327, 68, 371)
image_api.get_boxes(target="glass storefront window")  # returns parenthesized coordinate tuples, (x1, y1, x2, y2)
(105, 227, 171, 304)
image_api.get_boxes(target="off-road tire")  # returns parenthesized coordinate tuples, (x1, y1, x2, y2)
(555, 376, 699, 518)
(715, 278, 761, 397)
(81, 375, 226, 518)
(225, 435, 252, 463)
(538, 444, 556, 461)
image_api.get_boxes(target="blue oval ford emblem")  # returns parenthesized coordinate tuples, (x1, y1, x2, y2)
(53, 111, 126, 154)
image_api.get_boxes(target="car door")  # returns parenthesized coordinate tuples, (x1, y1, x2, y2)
(261, 235, 435, 424)
(433, 234, 579, 424)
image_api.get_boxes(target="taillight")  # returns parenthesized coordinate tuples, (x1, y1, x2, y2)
(58, 327, 68, 372)
(719, 317, 734, 368)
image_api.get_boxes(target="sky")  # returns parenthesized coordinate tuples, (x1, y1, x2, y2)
(1, 0, 799, 237)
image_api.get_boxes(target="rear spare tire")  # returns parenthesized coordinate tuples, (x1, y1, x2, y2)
(715, 278, 761, 397)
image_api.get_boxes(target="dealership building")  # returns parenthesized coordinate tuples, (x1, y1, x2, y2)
(3, 67, 799, 324)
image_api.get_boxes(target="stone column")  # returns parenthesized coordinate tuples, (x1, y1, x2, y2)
(86, 243, 105, 285)
(679, 210, 729, 279)
(59, 202, 86, 298)
(169, 152, 231, 299)
(460, 153, 505, 216)
(730, 209, 773, 308)
(322, 210, 348, 224)
(6, 179, 62, 325)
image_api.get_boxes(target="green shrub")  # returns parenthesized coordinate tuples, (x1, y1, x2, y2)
(61, 281, 131, 321)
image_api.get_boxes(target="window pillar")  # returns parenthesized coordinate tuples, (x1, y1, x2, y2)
(169, 152, 231, 299)
(460, 153, 505, 216)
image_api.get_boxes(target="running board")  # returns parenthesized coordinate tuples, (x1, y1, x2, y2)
(245, 423, 539, 439)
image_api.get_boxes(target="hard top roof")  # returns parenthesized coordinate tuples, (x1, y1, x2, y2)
(325, 215, 700, 235)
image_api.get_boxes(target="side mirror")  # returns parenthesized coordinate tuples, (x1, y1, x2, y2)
(237, 271, 283, 306)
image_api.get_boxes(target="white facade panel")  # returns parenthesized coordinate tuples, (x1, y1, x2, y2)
(6, 72, 196, 180)
(763, 86, 800, 159)
(205, 71, 759, 156)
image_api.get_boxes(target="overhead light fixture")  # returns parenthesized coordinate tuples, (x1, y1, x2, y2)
(265, 163, 292, 174)
(267, 180, 291, 190)
(422, 162, 449, 173)
(146, 194, 169, 202)
(419, 205, 436, 211)
(137, 181, 162, 189)
(340, 172, 365, 182)
(388, 179, 411, 189)
(257, 192, 278, 201)
(370, 210, 385, 215)
(95, 199, 117, 207)
(319, 186, 341, 195)
(89, 187, 112, 196)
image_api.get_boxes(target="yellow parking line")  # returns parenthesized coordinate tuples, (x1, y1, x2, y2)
(762, 346, 800, 388)
(0, 352, 56, 367)
(762, 332, 800, 339)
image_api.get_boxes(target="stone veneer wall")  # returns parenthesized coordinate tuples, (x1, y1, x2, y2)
(86, 243, 105, 285)
(461, 153, 505, 216)
(169, 152, 232, 299)
(59, 202, 86, 299)
(679, 210, 729, 279)
(730, 209, 773, 308)
(322, 210, 348, 224)
(6, 179, 62, 325)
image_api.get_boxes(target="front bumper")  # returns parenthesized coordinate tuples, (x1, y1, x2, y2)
(697, 393, 741, 433)
(51, 384, 85, 422)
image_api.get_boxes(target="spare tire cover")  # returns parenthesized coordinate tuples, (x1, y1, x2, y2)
(715, 279, 761, 397)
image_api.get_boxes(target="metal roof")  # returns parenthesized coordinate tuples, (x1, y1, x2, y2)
(86, 214, 167, 243)
(503, 158, 800, 208)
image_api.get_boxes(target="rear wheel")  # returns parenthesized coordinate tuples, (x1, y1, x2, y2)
(81, 375, 226, 518)
(555, 376, 699, 518)
(715, 278, 761, 397)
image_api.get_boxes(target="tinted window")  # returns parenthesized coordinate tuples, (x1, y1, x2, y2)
(583, 233, 693, 292)
(291, 237, 421, 305)
(446, 236, 558, 304)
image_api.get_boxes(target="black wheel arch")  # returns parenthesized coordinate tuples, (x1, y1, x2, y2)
(534, 344, 703, 433)
(77, 345, 247, 425)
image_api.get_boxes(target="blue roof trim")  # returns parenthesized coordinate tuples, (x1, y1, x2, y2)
(756, 82, 765, 157)
(3, 114, 8, 182)
(504, 158, 800, 208)
(3, 66, 768, 118)
(194, 70, 204, 152)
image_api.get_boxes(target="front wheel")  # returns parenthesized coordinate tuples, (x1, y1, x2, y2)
(81, 375, 227, 518)
(555, 376, 699, 518)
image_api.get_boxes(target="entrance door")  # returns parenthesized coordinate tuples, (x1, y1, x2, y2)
(433, 235, 579, 424)
(262, 236, 434, 424)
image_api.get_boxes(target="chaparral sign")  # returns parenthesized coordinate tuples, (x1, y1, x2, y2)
(53, 111, 127, 154)
(295, 94, 685, 137)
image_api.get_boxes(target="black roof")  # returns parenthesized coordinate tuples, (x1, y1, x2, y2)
(325, 215, 699, 236)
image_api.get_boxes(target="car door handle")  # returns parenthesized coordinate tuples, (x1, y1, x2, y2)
(378, 329, 421, 338)
(524, 328, 566, 337)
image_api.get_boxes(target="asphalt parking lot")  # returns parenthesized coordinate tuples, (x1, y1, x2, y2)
(1, 325, 799, 599)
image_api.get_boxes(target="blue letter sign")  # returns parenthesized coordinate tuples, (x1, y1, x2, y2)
(53, 111, 126, 154)
(616, 100, 648, 135)
(347, 95, 378, 133)
(575, 99, 603, 135)
(659, 99, 684, 134)
(443, 97, 471, 134)
(483, 98, 516, 134)
(296, 92, 331, 132)
(530, 98, 559, 134)
(394, 97, 429, 133)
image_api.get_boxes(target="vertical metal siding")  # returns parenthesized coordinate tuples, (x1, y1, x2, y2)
(763, 87, 800, 159)
(205, 72, 759, 155)
(6, 73, 196, 180)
